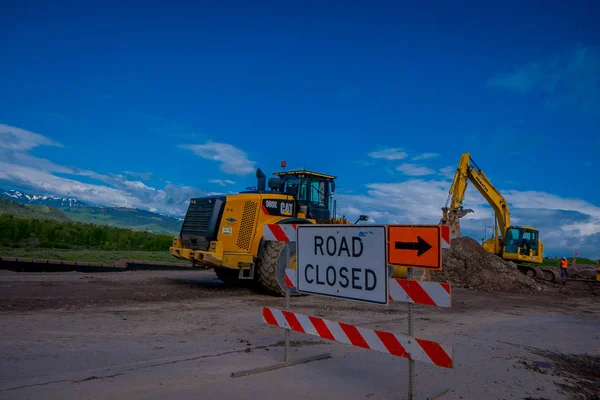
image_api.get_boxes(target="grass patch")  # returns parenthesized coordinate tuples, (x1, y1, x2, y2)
(0, 248, 190, 264)
(542, 257, 598, 266)
(0, 199, 69, 221)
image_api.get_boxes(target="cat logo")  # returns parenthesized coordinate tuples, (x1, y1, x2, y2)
(280, 202, 293, 216)
(261, 199, 295, 217)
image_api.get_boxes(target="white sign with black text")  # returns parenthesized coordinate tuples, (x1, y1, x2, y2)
(296, 225, 388, 305)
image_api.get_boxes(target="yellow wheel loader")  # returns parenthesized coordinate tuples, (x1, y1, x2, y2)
(170, 166, 368, 295)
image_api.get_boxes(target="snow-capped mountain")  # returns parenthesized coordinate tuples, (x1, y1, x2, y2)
(0, 188, 184, 235)
(0, 189, 86, 208)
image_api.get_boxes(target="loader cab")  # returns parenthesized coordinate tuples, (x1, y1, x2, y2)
(504, 226, 540, 257)
(270, 170, 336, 222)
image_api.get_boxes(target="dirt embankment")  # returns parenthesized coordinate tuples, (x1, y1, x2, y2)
(430, 237, 549, 294)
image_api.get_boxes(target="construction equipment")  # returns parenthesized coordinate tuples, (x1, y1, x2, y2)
(441, 152, 558, 282)
(170, 165, 367, 295)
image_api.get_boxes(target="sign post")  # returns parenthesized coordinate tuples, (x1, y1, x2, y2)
(387, 224, 448, 400)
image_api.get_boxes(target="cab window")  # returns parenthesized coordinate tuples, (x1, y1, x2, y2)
(504, 227, 521, 254)
(506, 228, 521, 245)
(309, 181, 325, 205)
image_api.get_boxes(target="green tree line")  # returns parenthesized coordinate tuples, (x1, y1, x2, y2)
(0, 214, 173, 251)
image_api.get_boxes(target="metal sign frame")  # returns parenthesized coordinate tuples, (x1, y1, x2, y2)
(232, 223, 453, 400)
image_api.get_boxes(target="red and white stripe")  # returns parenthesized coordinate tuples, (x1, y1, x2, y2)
(285, 268, 296, 288)
(389, 279, 451, 307)
(262, 307, 453, 368)
(441, 224, 451, 248)
(263, 224, 297, 242)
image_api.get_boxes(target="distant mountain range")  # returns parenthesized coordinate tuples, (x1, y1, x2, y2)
(1, 189, 86, 208)
(0, 188, 183, 236)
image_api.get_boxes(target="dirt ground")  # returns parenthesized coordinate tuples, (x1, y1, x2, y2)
(1, 269, 599, 400)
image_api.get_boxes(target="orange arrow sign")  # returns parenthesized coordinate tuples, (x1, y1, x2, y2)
(387, 225, 442, 270)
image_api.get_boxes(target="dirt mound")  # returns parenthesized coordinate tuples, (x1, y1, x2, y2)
(570, 265, 598, 280)
(430, 237, 547, 293)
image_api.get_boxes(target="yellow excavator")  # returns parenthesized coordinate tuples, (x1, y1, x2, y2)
(441, 152, 558, 282)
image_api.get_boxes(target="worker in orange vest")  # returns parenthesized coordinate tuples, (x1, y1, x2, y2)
(560, 257, 569, 278)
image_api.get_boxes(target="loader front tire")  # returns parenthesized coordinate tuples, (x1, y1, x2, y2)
(256, 240, 303, 297)
(256, 241, 286, 296)
(214, 267, 240, 285)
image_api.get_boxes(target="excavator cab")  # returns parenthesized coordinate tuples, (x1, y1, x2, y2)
(502, 226, 542, 263)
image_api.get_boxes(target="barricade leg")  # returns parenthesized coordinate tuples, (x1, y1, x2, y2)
(231, 245, 331, 378)
(407, 267, 450, 400)
(407, 267, 415, 400)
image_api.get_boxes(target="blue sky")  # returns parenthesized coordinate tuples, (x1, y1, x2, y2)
(1, 1, 599, 257)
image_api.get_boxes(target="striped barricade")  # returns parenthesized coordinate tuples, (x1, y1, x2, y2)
(389, 278, 451, 307)
(441, 224, 451, 248)
(263, 224, 298, 242)
(263, 307, 453, 368)
(253, 222, 455, 399)
(285, 268, 451, 308)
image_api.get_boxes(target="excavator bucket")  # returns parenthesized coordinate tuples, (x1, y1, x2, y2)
(440, 208, 474, 240)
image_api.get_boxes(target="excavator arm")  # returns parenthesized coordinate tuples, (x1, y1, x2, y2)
(441, 152, 543, 264)
(441, 153, 511, 253)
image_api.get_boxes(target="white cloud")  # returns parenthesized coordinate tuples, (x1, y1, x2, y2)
(0, 123, 209, 216)
(367, 148, 408, 160)
(438, 166, 455, 179)
(337, 178, 600, 258)
(123, 171, 153, 181)
(181, 141, 255, 175)
(411, 152, 440, 161)
(396, 163, 435, 176)
(209, 179, 236, 187)
(0, 162, 139, 208)
(0, 160, 207, 216)
(504, 190, 600, 219)
(0, 124, 62, 151)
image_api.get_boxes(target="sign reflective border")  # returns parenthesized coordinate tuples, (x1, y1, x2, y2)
(296, 225, 388, 305)
(387, 225, 442, 270)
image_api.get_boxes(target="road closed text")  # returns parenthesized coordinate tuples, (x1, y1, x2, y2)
(296, 226, 388, 304)
(304, 264, 378, 291)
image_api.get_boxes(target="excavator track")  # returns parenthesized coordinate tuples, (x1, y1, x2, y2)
(516, 264, 559, 283)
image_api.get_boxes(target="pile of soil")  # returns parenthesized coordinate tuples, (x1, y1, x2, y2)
(430, 237, 548, 293)
(569, 265, 598, 280)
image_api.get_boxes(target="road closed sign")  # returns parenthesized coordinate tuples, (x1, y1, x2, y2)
(296, 225, 388, 305)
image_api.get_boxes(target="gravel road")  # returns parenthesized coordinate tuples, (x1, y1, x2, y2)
(1, 270, 598, 400)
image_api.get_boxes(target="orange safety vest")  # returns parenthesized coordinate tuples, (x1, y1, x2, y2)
(560, 260, 568, 268)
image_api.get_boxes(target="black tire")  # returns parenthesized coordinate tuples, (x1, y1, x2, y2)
(255, 241, 303, 296)
(256, 241, 286, 296)
(214, 267, 241, 285)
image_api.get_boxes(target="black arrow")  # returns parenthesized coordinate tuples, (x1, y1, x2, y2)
(395, 236, 432, 256)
